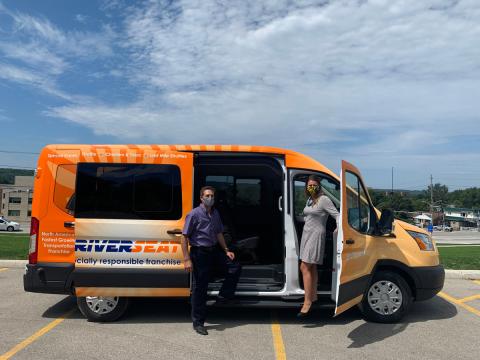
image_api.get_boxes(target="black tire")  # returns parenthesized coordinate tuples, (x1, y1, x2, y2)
(358, 271, 412, 323)
(7, 226, 14, 232)
(77, 296, 129, 322)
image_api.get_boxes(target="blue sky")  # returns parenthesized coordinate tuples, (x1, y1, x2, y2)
(0, 0, 479, 190)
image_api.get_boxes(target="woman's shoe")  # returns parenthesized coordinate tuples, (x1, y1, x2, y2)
(297, 303, 312, 318)
(296, 309, 311, 318)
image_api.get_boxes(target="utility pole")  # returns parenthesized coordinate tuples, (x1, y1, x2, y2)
(391, 167, 394, 195)
(430, 174, 434, 224)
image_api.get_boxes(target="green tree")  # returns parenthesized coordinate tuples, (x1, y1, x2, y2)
(424, 183, 449, 204)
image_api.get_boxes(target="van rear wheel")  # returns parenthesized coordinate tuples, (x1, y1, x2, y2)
(359, 271, 412, 323)
(77, 296, 129, 322)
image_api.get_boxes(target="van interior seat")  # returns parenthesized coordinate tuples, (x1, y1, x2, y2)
(216, 190, 260, 263)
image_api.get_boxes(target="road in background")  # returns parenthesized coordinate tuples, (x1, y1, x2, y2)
(433, 230, 480, 245)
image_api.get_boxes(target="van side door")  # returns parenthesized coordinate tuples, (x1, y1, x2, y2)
(73, 149, 193, 297)
(334, 160, 378, 316)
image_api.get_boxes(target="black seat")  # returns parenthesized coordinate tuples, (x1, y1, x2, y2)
(216, 190, 259, 264)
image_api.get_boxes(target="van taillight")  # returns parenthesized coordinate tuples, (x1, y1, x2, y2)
(29, 217, 39, 264)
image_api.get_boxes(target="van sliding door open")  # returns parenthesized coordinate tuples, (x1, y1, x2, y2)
(73, 150, 193, 297)
(333, 160, 372, 316)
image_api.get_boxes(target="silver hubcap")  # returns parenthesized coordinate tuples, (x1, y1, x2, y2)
(367, 280, 403, 316)
(86, 296, 119, 315)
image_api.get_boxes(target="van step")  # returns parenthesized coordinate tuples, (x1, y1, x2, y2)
(206, 298, 335, 309)
(208, 282, 284, 292)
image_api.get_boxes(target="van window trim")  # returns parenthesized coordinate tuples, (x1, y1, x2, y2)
(344, 170, 378, 235)
(288, 169, 341, 215)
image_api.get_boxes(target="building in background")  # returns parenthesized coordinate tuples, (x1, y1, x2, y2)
(444, 207, 480, 230)
(0, 176, 34, 224)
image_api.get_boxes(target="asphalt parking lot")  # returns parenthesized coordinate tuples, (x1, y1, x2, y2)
(1, 268, 480, 360)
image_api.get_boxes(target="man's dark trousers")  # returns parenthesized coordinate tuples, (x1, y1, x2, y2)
(190, 246, 241, 327)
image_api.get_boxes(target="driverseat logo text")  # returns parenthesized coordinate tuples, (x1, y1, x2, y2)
(75, 240, 179, 253)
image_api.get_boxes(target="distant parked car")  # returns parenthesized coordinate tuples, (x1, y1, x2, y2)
(435, 225, 453, 232)
(0, 218, 21, 232)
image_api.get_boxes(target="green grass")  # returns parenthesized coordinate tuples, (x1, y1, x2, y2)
(0, 233, 29, 260)
(1, 233, 479, 270)
(438, 246, 480, 270)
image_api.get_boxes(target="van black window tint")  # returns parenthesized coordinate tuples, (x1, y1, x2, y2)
(236, 178, 261, 206)
(205, 176, 234, 206)
(75, 163, 182, 220)
(294, 179, 308, 216)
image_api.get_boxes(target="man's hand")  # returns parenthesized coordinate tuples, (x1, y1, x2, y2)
(226, 251, 235, 261)
(184, 259, 192, 272)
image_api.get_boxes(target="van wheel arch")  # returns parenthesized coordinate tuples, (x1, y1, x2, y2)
(371, 260, 418, 300)
(77, 296, 129, 322)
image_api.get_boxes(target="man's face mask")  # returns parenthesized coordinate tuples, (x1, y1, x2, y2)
(307, 184, 320, 196)
(202, 196, 215, 207)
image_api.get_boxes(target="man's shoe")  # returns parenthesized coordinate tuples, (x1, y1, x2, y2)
(193, 325, 208, 335)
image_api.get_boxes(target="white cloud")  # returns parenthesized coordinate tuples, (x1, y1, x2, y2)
(51, 1, 480, 144)
(0, 3, 115, 97)
(0, 62, 71, 99)
(3, 0, 480, 188)
(8, 11, 114, 58)
(0, 41, 67, 75)
(75, 14, 88, 24)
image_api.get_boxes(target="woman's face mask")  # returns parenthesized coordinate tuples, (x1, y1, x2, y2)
(307, 184, 320, 196)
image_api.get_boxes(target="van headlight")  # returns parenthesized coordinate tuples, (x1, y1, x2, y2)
(407, 231, 434, 251)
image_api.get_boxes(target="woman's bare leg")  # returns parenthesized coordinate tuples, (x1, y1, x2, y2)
(312, 265, 318, 302)
(300, 262, 314, 313)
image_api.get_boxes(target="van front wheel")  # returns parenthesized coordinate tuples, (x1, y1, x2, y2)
(77, 296, 129, 322)
(359, 271, 412, 323)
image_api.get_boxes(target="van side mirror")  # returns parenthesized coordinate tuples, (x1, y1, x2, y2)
(377, 209, 394, 236)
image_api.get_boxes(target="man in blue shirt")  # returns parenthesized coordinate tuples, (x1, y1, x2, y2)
(181, 186, 241, 335)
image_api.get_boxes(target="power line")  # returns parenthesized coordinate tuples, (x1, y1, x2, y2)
(0, 149, 39, 155)
(0, 165, 35, 169)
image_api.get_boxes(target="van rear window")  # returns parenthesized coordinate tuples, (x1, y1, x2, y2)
(75, 163, 182, 220)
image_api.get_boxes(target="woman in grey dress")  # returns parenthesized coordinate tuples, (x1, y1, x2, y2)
(298, 175, 339, 317)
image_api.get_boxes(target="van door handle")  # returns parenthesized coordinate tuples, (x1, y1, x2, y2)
(345, 239, 355, 245)
(64, 221, 75, 228)
(167, 229, 183, 235)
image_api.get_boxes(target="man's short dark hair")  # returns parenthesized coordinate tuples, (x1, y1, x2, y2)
(200, 186, 216, 197)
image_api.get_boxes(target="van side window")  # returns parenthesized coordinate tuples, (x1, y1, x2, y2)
(345, 171, 372, 233)
(293, 174, 340, 217)
(53, 164, 77, 215)
(205, 176, 262, 207)
(236, 179, 261, 206)
(205, 176, 234, 206)
(75, 163, 182, 220)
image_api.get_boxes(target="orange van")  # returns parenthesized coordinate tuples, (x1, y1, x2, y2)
(24, 145, 444, 322)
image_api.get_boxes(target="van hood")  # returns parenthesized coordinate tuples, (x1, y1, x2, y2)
(395, 219, 429, 235)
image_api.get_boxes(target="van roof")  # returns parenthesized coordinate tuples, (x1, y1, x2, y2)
(42, 144, 336, 178)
